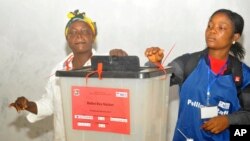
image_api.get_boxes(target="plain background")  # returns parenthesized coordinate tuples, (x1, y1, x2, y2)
(1, 0, 249, 141)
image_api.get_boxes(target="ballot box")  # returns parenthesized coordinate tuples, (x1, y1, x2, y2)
(56, 67, 172, 141)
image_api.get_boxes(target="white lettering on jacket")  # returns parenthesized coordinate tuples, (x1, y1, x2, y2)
(218, 101, 230, 110)
(187, 99, 229, 115)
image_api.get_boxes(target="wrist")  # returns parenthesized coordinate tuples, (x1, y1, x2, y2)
(26, 101, 38, 114)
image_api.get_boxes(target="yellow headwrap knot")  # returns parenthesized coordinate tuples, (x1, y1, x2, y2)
(65, 10, 97, 37)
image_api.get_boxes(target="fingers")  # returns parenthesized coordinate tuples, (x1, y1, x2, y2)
(158, 49, 164, 56)
(9, 97, 29, 112)
(9, 103, 15, 108)
(201, 116, 229, 134)
(109, 49, 128, 56)
(9, 102, 21, 112)
(145, 47, 158, 56)
(145, 47, 164, 62)
(9, 103, 19, 112)
(202, 122, 221, 134)
(145, 47, 162, 55)
(202, 120, 216, 132)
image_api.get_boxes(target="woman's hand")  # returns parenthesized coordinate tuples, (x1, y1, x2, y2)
(9, 96, 37, 114)
(109, 49, 128, 56)
(9, 96, 29, 112)
(201, 115, 229, 134)
(145, 47, 164, 63)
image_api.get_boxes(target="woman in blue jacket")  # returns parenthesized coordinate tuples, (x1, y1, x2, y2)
(145, 9, 250, 141)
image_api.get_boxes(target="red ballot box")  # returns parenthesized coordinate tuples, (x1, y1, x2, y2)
(56, 66, 172, 141)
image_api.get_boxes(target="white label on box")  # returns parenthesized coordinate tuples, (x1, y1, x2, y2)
(77, 122, 91, 127)
(98, 124, 106, 128)
(98, 116, 105, 121)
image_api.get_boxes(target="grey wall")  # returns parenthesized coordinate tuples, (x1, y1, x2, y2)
(1, 0, 250, 141)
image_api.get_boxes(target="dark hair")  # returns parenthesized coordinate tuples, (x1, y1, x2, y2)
(211, 9, 245, 60)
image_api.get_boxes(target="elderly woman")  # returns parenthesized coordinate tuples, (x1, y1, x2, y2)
(10, 10, 127, 141)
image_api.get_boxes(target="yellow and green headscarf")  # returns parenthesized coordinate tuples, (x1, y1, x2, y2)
(65, 10, 97, 37)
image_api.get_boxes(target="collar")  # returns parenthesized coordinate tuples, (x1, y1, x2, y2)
(63, 49, 96, 70)
(203, 51, 234, 75)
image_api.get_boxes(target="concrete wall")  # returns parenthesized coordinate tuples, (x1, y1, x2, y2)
(1, 0, 249, 141)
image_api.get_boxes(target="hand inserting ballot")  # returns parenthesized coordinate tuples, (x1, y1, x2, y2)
(144, 47, 164, 63)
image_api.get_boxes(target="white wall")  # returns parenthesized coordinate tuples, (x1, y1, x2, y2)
(1, 0, 249, 141)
